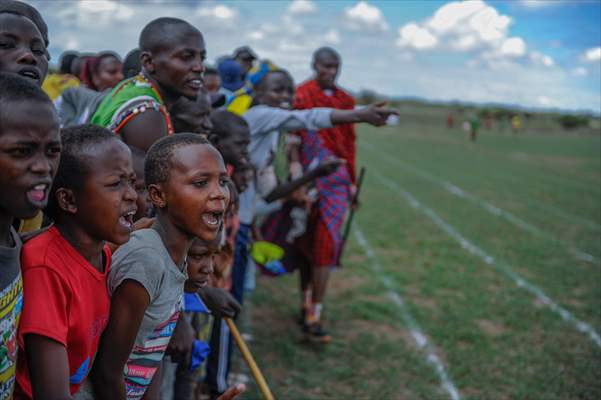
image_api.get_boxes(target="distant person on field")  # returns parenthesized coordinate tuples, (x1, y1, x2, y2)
(511, 115, 521, 134)
(469, 113, 479, 142)
(446, 112, 454, 129)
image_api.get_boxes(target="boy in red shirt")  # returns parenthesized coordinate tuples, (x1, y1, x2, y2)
(15, 125, 138, 399)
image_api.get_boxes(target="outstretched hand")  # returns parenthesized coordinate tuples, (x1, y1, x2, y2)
(360, 101, 399, 127)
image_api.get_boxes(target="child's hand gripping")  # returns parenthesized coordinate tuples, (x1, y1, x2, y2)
(198, 287, 241, 318)
(166, 315, 195, 365)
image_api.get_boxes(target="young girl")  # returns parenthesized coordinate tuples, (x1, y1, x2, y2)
(14, 125, 137, 399)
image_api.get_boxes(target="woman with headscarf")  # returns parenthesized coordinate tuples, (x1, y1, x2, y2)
(79, 51, 123, 92)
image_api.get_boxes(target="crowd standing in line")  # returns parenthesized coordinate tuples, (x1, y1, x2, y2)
(0, 1, 398, 399)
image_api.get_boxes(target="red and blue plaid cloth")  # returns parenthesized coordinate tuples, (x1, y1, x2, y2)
(299, 129, 352, 266)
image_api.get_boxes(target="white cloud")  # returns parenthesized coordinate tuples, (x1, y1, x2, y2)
(396, 23, 437, 49)
(537, 95, 552, 106)
(78, 0, 134, 20)
(197, 4, 238, 21)
(572, 67, 589, 77)
(530, 51, 554, 66)
(396, 0, 545, 70)
(324, 29, 341, 45)
(397, 0, 516, 54)
(288, 0, 317, 15)
(344, 1, 389, 32)
(65, 0, 134, 26)
(248, 31, 264, 41)
(583, 47, 601, 62)
(64, 37, 79, 50)
(500, 37, 526, 57)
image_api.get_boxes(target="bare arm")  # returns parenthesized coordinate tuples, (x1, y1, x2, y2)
(140, 361, 163, 400)
(119, 110, 169, 153)
(330, 101, 399, 127)
(264, 159, 343, 203)
(25, 335, 73, 400)
(90, 280, 150, 400)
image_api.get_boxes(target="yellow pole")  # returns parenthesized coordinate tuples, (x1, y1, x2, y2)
(225, 317, 275, 400)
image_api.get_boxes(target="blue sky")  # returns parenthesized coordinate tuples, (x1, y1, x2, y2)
(31, 0, 601, 112)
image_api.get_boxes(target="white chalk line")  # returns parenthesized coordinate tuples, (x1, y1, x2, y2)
(373, 172, 601, 349)
(359, 141, 599, 264)
(360, 140, 601, 233)
(353, 227, 461, 400)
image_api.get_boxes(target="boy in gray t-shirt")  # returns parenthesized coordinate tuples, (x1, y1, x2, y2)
(91, 134, 242, 400)
(108, 228, 187, 399)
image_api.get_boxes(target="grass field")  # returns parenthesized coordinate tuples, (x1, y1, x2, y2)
(236, 119, 601, 399)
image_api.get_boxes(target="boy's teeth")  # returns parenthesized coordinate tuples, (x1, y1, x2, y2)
(34, 184, 46, 190)
(202, 213, 220, 226)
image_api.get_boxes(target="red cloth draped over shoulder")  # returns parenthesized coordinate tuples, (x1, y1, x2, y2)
(294, 79, 357, 183)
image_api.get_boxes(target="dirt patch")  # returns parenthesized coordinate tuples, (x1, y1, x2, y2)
(476, 319, 507, 336)
(344, 318, 411, 343)
(328, 270, 369, 294)
(411, 295, 440, 312)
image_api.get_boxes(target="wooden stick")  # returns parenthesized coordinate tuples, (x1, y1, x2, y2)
(225, 317, 275, 400)
(337, 166, 366, 265)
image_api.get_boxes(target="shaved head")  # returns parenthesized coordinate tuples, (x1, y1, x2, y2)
(312, 47, 340, 90)
(139, 17, 201, 53)
(312, 47, 340, 65)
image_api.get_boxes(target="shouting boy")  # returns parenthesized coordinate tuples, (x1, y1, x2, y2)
(0, 73, 60, 398)
(91, 134, 242, 400)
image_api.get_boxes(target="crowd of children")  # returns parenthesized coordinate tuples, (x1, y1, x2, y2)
(0, 1, 398, 399)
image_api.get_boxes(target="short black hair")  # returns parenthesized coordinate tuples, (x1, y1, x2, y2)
(209, 110, 248, 141)
(46, 124, 118, 220)
(254, 69, 293, 93)
(139, 17, 201, 53)
(123, 48, 142, 78)
(312, 47, 340, 65)
(145, 133, 211, 187)
(59, 51, 79, 75)
(0, 0, 49, 47)
(0, 72, 53, 126)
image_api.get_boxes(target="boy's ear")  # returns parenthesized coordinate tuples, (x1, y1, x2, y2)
(55, 188, 77, 215)
(147, 183, 167, 209)
(140, 51, 155, 74)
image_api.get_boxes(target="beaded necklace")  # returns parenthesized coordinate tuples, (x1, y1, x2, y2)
(111, 73, 174, 135)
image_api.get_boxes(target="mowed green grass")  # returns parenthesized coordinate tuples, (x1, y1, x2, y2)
(239, 122, 601, 399)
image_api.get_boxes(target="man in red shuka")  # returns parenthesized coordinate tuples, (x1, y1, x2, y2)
(294, 47, 366, 342)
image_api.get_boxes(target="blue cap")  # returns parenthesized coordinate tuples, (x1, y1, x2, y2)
(218, 59, 244, 92)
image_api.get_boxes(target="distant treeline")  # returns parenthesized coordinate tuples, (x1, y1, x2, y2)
(355, 89, 600, 133)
